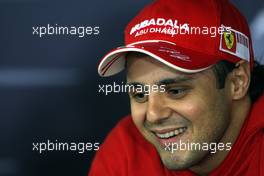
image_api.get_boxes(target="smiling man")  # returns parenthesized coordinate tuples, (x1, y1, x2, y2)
(89, 0, 264, 175)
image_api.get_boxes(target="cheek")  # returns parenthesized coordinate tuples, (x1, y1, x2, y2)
(171, 99, 206, 122)
(130, 101, 147, 128)
(178, 91, 229, 141)
(169, 92, 221, 131)
(176, 86, 222, 122)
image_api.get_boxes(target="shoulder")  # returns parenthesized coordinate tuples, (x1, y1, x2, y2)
(101, 115, 147, 148)
(88, 115, 144, 175)
(107, 115, 137, 139)
(249, 94, 264, 128)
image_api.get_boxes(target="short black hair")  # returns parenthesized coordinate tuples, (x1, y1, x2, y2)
(212, 60, 264, 102)
(125, 52, 264, 102)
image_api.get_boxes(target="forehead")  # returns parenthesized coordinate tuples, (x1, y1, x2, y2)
(126, 54, 212, 84)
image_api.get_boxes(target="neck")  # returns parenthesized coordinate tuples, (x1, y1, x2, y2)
(190, 96, 251, 175)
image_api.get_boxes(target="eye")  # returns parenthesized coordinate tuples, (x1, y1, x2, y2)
(167, 87, 189, 99)
(131, 92, 148, 103)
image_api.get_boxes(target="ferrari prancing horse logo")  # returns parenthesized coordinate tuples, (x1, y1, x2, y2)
(224, 31, 235, 49)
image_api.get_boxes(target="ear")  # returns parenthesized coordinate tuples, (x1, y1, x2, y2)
(228, 60, 250, 100)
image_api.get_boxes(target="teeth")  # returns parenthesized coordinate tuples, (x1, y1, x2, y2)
(179, 128, 183, 133)
(169, 131, 174, 136)
(156, 127, 187, 139)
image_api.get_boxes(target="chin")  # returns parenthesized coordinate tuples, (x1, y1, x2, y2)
(161, 157, 190, 170)
(159, 150, 202, 170)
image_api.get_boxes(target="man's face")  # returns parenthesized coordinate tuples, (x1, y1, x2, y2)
(126, 55, 232, 170)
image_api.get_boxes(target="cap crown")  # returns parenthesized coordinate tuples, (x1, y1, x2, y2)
(125, 0, 253, 65)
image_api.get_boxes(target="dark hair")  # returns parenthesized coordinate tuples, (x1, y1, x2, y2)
(126, 52, 264, 102)
(212, 60, 264, 102)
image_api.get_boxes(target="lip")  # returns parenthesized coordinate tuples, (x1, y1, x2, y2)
(151, 127, 188, 147)
(156, 132, 186, 147)
(151, 127, 186, 134)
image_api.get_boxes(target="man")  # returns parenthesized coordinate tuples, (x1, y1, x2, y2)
(89, 0, 264, 175)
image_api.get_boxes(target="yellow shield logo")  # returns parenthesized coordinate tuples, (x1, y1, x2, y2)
(224, 31, 234, 49)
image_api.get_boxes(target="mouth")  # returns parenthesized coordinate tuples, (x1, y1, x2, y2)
(155, 127, 187, 139)
(152, 127, 188, 145)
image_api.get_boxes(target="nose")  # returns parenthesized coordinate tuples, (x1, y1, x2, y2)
(146, 93, 172, 124)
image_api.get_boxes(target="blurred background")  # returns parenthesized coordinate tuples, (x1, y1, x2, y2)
(0, 0, 263, 175)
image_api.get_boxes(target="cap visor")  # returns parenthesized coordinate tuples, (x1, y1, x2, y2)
(98, 41, 221, 77)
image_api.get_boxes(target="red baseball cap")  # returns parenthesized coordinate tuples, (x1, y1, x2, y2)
(98, 0, 254, 77)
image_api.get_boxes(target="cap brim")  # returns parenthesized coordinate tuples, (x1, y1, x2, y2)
(98, 41, 221, 77)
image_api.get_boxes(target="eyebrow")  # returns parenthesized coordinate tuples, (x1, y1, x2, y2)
(157, 76, 195, 86)
(126, 75, 195, 87)
(126, 82, 144, 87)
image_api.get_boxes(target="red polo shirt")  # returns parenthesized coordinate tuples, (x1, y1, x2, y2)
(89, 95, 264, 176)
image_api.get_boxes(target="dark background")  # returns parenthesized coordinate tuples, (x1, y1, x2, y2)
(0, 0, 263, 176)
